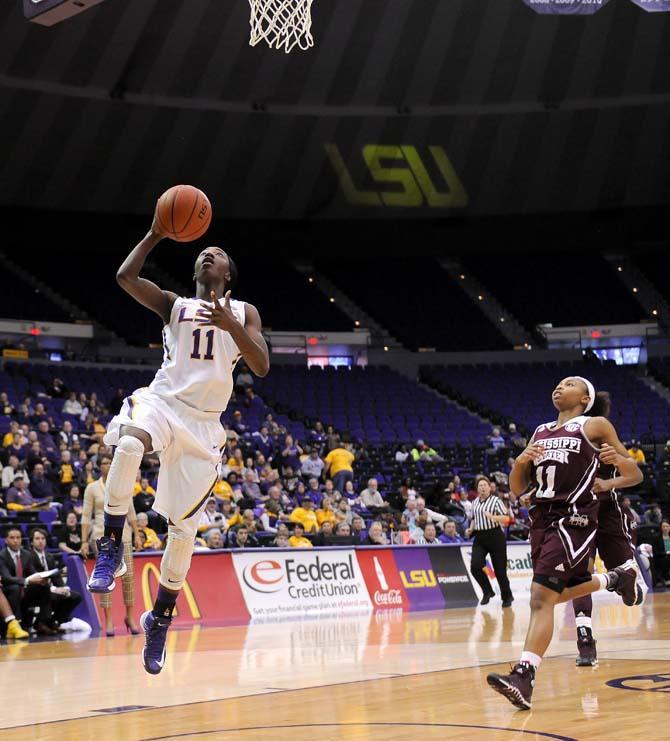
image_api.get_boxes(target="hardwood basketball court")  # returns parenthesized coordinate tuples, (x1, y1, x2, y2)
(2, 592, 668, 740)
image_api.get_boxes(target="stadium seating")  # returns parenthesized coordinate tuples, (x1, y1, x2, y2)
(460, 253, 646, 332)
(0, 270, 73, 324)
(314, 257, 511, 351)
(421, 361, 670, 444)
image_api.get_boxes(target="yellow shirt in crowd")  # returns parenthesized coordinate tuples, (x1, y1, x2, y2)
(60, 464, 73, 485)
(324, 448, 354, 476)
(289, 535, 313, 548)
(316, 509, 337, 527)
(290, 507, 318, 532)
(2, 432, 15, 448)
(213, 480, 233, 501)
(628, 448, 645, 464)
(141, 526, 161, 550)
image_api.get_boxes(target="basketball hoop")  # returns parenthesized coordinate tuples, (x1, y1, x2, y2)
(248, 0, 314, 53)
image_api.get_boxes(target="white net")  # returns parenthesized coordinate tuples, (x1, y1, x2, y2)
(248, 0, 315, 53)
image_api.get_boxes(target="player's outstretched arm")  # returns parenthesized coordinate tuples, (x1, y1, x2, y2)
(116, 220, 178, 324)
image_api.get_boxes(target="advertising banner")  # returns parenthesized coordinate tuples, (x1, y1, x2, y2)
(391, 547, 446, 611)
(232, 549, 372, 621)
(461, 543, 534, 601)
(521, 0, 612, 13)
(84, 552, 250, 628)
(426, 546, 478, 608)
(356, 548, 409, 611)
(628, 0, 670, 10)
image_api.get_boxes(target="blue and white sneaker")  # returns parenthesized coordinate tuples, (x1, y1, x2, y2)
(140, 610, 170, 675)
(87, 537, 127, 593)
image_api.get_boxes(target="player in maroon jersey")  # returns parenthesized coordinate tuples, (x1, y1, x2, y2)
(487, 376, 643, 710)
(570, 391, 642, 666)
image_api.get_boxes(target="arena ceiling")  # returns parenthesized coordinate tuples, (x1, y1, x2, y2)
(0, 0, 669, 220)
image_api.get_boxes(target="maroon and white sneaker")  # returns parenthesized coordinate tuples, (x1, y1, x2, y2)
(607, 559, 644, 607)
(576, 637, 598, 667)
(487, 662, 535, 710)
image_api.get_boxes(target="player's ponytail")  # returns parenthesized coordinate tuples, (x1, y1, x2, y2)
(586, 391, 611, 419)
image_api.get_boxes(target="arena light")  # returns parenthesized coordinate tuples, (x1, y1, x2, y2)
(307, 337, 318, 346)
(23, 0, 107, 27)
(521, 0, 613, 14)
(29, 327, 41, 336)
(629, 0, 670, 11)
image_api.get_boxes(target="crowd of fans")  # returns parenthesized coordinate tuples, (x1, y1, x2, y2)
(1, 370, 669, 618)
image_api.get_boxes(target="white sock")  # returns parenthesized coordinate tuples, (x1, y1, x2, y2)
(520, 651, 542, 668)
(104, 435, 145, 515)
(595, 573, 609, 590)
(575, 616, 592, 629)
(5, 615, 15, 624)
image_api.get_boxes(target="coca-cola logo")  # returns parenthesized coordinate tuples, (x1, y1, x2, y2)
(374, 589, 403, 605)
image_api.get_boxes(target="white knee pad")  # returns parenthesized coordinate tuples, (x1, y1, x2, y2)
(159, 526, 195, 591)
(104, 435, 145, 515)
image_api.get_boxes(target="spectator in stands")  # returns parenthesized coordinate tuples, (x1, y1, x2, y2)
(628, 441, 646, 465)
(334, 498, 352, 525)
(309, 421, 328, 453)
(280, 435, 303, 474)
(62, 392, 82, 416)
(57, 512, 83, 555)
(486, 427, 506, 454)
(231, 410, 249, 437)
(213, 474, 234, 503)
(199, 497, 226, 536)
(26, 441, 45, 471)
(241, 509, 260, 535)
(324, 443, 355, 495)
(29, 528, 82, 631)
(335, 522, 352, 538)
(359, 478, 389, 515)
(2, 455, 30, 489)
(133, 475, 156, 505)
(0, 392, 14, 417)
(651, 520, 670, 586)
(259, 501, 284, 532)
(61, 485, 83, 519)
(351, 515, 366, 544)
(290, 497, 319, 533)
(48, 377, 66, 399)
(413, 522, 441, 545)
(241, 470, 262, 502)
(29, 462, 56, 501)
(288, 523, 313, 548)
(326, 424, 341, 452)
(36, 421, 58, 461)
(282, 466, 300, 496)
(2, 421, 21, 448)
(395, 445, 410, 463)
(621, 496, 641, 525)
(507, 423, 526, 450)
(440, 521, 464, 544)
(266, 484, 292, 511)
(403, 498, 419, 532)
(136, 512, 161, 550)
(205, 529, 224, 549)
(313, 520, 335, 546)
(252, 425, 274, 461)
(76, 460, 96, 488)
(410, 440, 443, 463)
(226, 447, 245, 476)
(58, 420, 78, 448)
(415, 496, 447, 531)
(340, 480, 357, 503)
(30, 402, 48, 427)
(644, 503, 663, 526)
(235, 364, 254, 390)
(267, 523, 290, 547)
(6, 477, 49, 510)
(365, 521, 388, 546)
(301, 448, 325, 481)
(232, 525, 259, 549)
(316, 497, 337, 528)
(303, 477, 322, 505)
(58, 450, 75, 495)
(8, 432, 28, 462)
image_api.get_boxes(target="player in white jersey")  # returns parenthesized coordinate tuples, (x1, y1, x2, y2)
(87, 214, 269, 674)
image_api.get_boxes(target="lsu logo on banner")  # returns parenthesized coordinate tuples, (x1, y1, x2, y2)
(325, 144, 468, 208)
(521, 0, 612, 13)
(400, 569, 437, 588)
(141, 562, 201, 618)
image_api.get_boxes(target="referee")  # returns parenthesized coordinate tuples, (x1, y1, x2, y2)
(466, 476, 514, 607)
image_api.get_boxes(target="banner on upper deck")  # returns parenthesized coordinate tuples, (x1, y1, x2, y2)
(628, 0, 670, 10)
(521, 0, 613, 13)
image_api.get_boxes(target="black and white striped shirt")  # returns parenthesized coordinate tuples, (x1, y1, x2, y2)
(471, 495, 508, 532)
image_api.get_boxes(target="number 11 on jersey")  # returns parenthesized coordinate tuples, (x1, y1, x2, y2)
(536, 465, 556, 499)
(191, 328, 215, 360)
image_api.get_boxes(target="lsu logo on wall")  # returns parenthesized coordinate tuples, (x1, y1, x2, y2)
(325, 144, 468, 208)
(400, 569, 437, 589)
(141, 562, 201, 619)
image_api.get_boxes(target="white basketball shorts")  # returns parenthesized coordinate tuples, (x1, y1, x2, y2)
(104, 388, 225, 535)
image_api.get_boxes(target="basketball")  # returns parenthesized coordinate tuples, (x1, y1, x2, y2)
(155, 185, 212, 242)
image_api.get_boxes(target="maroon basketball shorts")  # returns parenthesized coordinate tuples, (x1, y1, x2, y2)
(593, 498, 636, 569)
(529, 500, 599, 582)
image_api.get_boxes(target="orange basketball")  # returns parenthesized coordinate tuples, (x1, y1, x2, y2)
(155, 185, 212, 243)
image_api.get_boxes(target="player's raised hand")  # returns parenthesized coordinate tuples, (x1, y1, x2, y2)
(599, 443, 620, 466)
(200, 290, 239, 331)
